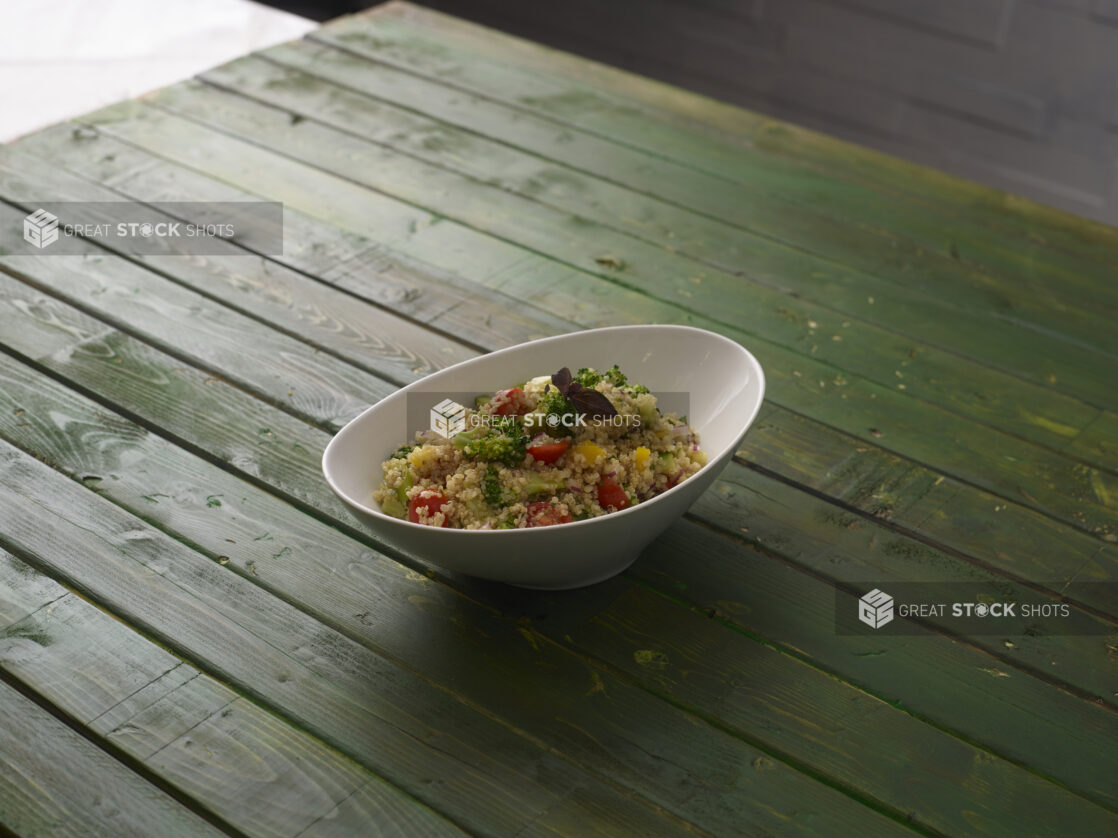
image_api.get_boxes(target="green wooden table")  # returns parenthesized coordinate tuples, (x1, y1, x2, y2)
(1, 3, 1116, 836)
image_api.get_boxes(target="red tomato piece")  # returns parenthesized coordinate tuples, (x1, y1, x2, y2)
(597, 477, 630, 511)
(408, 490, 449, 526)
(526, 501, 573, 528)
(490, 387, 531, 416)
(527, 439, 570, 463)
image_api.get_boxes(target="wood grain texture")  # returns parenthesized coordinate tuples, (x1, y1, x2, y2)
(0, 552, 470, 838)
(0, 293, 1113, 833)
(251, 34, 1115, 358)
(690, 460, 1118, 706)
(144, 78, 1118, 426)
(27, 103, 1118, 545)
(0, 145, 574, 358)
(0, 678, 223, 838)
(629, 520, 1118, 809)
(0, 440, 709, 838)
(736, 404, 1118, 602)
(339, 3, 1118, 311)
(205, 45, 1118, 395)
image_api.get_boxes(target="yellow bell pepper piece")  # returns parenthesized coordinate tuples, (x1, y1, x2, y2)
(634, 446, 651, 469)
(572, 441, 607, 466)
(407, 445, 441, 473)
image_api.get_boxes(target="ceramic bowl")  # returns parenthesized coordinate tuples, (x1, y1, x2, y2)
(322, 325, 765, 589)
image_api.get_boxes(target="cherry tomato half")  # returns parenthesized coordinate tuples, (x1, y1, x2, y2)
(527, 439, 570, 463)
(597, 477, 630, 511)
(490, 387, 531, 416)
(408, 490, 449, 526)
(526, 501, 573, 528)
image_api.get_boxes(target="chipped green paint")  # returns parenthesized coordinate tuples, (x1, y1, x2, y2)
(633, 650, 669, 670)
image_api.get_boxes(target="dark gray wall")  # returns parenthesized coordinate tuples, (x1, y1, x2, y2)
(417, 0, 1118, 228)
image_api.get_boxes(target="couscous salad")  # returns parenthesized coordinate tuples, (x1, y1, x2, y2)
(374, 366, 706, 528)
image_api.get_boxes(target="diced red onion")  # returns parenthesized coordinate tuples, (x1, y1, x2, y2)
(671, 425, 690, 438)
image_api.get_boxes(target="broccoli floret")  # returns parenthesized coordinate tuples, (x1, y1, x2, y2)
(578, 364, 647, 394)
(453, 417, 527, 466)
(603, 364, 628, 387)
(483, 465, 510, 506)
(575, 367, 603, 388)
(534, 387, 577, 437)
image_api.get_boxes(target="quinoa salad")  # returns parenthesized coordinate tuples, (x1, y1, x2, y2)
(373, 365, 706, 528)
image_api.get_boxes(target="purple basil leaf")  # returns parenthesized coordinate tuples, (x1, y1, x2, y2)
(551, 367, 572, 395)
(571, 389, 618, 418)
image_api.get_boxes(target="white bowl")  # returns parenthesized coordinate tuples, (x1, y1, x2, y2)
(322, 325, 765, 589)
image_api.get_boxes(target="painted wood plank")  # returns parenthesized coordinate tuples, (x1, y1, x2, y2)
(690, 460, 1118, 704)
(11, 126, 1117, 600)
(26, 105, 1118, 545)
(336, 3, 1118, 305)
(248, 37, 1118, 360)
(0, 152, 573, 358)
(0, 361, 1112, 838)
(142, 79, 1118, 423)
(736, 404, 1118, 593)
(0, 561, 468, 838)
(630, 520, 1118, 810)
(0, 174, 474, 399)
(2, 269, 1118, 835)
(0, 442, 709, 838)
(1, 347, 1114, 816)
(0, 679, 224, 838)
(0, 272, 353, 524)
(543, 583, 1118, 837)
(0, 210, 400, 432)
(0, 247, 391, 435)
(0, 137, 572, 357)
(207, 44, 1118, 383)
